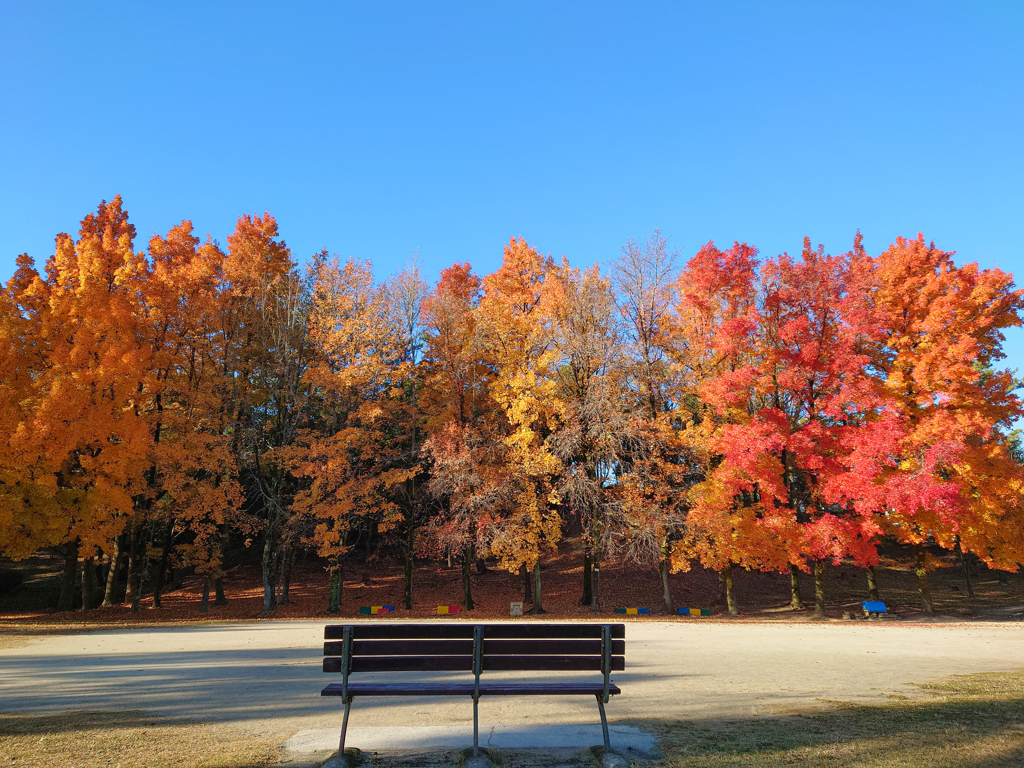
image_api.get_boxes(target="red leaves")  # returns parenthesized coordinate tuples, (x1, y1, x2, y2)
(682, 231, 1024, 575)
(4, 201, 1023, 605)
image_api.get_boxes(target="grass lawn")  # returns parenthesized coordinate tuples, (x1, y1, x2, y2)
(649, 670, 1024, 768)
(0, 711, 281, 768)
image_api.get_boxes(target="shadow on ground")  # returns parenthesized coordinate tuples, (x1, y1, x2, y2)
(636, 683, 1024, 768)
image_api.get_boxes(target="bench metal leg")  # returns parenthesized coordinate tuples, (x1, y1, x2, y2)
(339, 697, 352, 754)
(473, 697, 479, 757)
(596, 695, 611, 752)
(598, 696, 610, 753)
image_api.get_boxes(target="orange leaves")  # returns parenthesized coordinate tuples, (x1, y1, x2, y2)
(678, 231, 1024, 575)
(3, 200, 1023, 602)
(223, 213, 292, 295)
(422, 262, 483, 430)
(849, 235, 1024, 564)
(287, 252, 421, 560)
(2, 198, 154, 557)
(684, 239, 891, 570)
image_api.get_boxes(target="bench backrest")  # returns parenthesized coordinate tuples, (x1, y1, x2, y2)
(323, 623, 625, 702)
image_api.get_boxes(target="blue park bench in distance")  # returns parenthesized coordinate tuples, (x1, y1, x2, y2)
(862, 601, 888, 617)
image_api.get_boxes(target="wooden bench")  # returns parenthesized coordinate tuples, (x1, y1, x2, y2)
(322, 623, 625, 757)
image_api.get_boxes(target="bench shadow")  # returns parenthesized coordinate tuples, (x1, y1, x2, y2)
(0, 644, 696, 724)
(629, 692, 1024, 768)
(0, 709, 196, 735)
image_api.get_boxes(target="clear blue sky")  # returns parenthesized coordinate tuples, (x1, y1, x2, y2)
(2, 2, 1023, 369)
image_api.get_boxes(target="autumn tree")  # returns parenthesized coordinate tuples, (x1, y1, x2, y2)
(612, 230, 689, 613)
(543, 261, 638, 613)
(473, 238, 562, 612)
(670, 240, 765, 615)
(0, 256, 56, 563)
(380, 259, 430, 609)
(219, 213, 306, 612)
(421, 262, 500, 609)
(286, 253, 412, 612)
(141, 222, 249, 612)
(848, 235, 1024, 612)
(0, 198, 153, 610)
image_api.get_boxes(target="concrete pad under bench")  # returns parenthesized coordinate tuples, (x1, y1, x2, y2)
(284, 724, 657, 753)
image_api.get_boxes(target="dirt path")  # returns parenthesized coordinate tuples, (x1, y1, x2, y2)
(1, 619, 1021, 750)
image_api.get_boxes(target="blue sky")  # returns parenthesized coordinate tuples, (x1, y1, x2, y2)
(2, 2, 1023, 369)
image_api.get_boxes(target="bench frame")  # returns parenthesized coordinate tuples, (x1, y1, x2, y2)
(322, 623, 624, 757)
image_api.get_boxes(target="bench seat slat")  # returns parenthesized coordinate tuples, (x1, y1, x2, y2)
(325, 625, 476, 640)
(485, 639, 624, 655)
(325, 654, 625, 673)
(326, 638, 627, 657)
(483, 655, 624, 671)
(324, 623, 626, 641)
(322, 682, 622, 697)
(325, 656, 473, 673)
(328, 639, 475, 656)
(475, 624, 625, 639)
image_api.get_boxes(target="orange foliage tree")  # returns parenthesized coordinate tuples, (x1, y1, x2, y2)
(1, 198, 152, 610)
(285, 253, 414, 612)
(141, 222, 249, 612)
(669, 240, 766, 614)
(847, 235, 1024, 612)
(420, 262, 503, 610)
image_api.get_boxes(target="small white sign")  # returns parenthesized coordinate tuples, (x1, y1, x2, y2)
(510, 601, 523, 617)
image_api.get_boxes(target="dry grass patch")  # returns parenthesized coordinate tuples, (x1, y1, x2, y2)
(648, 669, 1024, 768)
(0, 710, 282, 768)
(0, 626, 105, 650)
(0, 634, 36, 650)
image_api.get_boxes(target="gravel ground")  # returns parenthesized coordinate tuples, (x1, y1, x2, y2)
(1, 618, 1021, 755)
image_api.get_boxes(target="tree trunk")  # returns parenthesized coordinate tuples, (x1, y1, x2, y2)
(404, 526, 415, 610)
(997, 569, 1009, 586)
(130, 525, 145, 613)
(57, 540, 80, 612)
(101, 534, 123, 607)
(279, 547, 293, 605)
(528, 562, 546, 614)
(866, 565, 880, 601)
(199, 578, 210, 613)
(475, 558, 489, 574)
(152, 518, 175, 609)
(462, 547, 474, 611)
(715, 569, 727, 606)
(789, 563, 805, 610)
(659, 555, 673, 615)
(813, 561, 826, 618)
(124, 524, 138, 606)
(580, 547, 592, 606)
(915, 545, 934, 615)
(956, 540, 974, 599)
(723, 565, 738, 615)
(80, 554, 98, 611)
(262, 520, 279, 613)
(520, 563, 532, 603)
(214, 577, 227, 606)
(328, 558, 343, 613)
(124, 522, 149, 610)
(364, 524, 374, 559)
